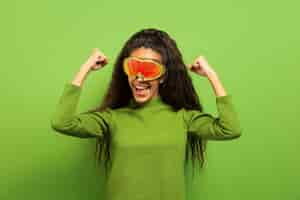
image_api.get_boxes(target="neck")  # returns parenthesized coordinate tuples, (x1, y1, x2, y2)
(129, 95, 164, 108)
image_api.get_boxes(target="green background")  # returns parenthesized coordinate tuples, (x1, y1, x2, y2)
(3, 0, 299, 199)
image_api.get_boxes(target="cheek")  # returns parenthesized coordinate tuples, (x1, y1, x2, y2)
(150, 82, 160, 91)
(128, 77, 134, 87)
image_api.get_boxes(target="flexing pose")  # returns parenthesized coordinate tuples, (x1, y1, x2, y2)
(51, 28, 242, 200)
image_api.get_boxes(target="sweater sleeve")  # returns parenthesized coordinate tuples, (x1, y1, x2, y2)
(183, 95, 242, 140)
(50, 82, 113, 138)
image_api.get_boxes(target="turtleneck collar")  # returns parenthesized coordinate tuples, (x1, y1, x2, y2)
(129, 95, 166, 109)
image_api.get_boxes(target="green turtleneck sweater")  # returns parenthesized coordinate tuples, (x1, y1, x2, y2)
(50, 82, 242, 200)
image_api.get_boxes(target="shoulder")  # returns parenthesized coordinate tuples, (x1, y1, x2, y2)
(92, 107, 132, 122)
(180, 108, 212, 125)
(91, 108, 115, 124)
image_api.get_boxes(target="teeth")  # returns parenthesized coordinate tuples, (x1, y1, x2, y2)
(135, 85, 149, 89)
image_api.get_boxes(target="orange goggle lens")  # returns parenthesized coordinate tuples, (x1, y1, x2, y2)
(123, 56, 166, 81)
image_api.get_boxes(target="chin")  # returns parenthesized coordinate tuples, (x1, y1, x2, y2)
(133, 94, 151, 103)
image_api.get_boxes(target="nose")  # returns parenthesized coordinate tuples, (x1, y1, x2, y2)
(135, 73, 145, 82)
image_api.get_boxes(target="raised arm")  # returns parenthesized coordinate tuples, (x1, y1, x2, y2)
(183, 95, 242, 140)
(51, 48, 112, 138)
(186, 55, 242, 140)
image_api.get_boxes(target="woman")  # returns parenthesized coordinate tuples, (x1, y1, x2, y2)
(51, 28, 242, 200)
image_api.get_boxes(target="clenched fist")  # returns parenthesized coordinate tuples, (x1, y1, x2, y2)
(188, 55, 216, 77)
(82, 48, 109, 72)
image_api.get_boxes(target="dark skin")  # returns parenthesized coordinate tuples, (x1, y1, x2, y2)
(127, 47, 165, 104)
(72, 47, 227, 98)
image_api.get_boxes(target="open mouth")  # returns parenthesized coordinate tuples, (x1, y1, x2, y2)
(134, 85, 151, 96)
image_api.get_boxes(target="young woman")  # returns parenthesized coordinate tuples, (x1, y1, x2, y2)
(51, 28, 242, 200)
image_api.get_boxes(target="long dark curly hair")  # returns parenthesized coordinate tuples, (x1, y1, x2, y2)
(84, 28, 208, 178)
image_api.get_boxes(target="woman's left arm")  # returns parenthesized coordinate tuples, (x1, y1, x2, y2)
(184, 55, 243, 140)
(183, 94, 242, 140)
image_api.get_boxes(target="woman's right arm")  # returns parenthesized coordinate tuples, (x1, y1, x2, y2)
(50, 83, 113, 138)
(50, 48, 111, 138)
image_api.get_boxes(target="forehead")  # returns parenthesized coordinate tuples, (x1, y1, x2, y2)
(129, 47, 162, 63)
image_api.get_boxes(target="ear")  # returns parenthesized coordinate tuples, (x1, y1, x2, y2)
(159, 76, 165, 84)
(159, 72, 168, 84)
